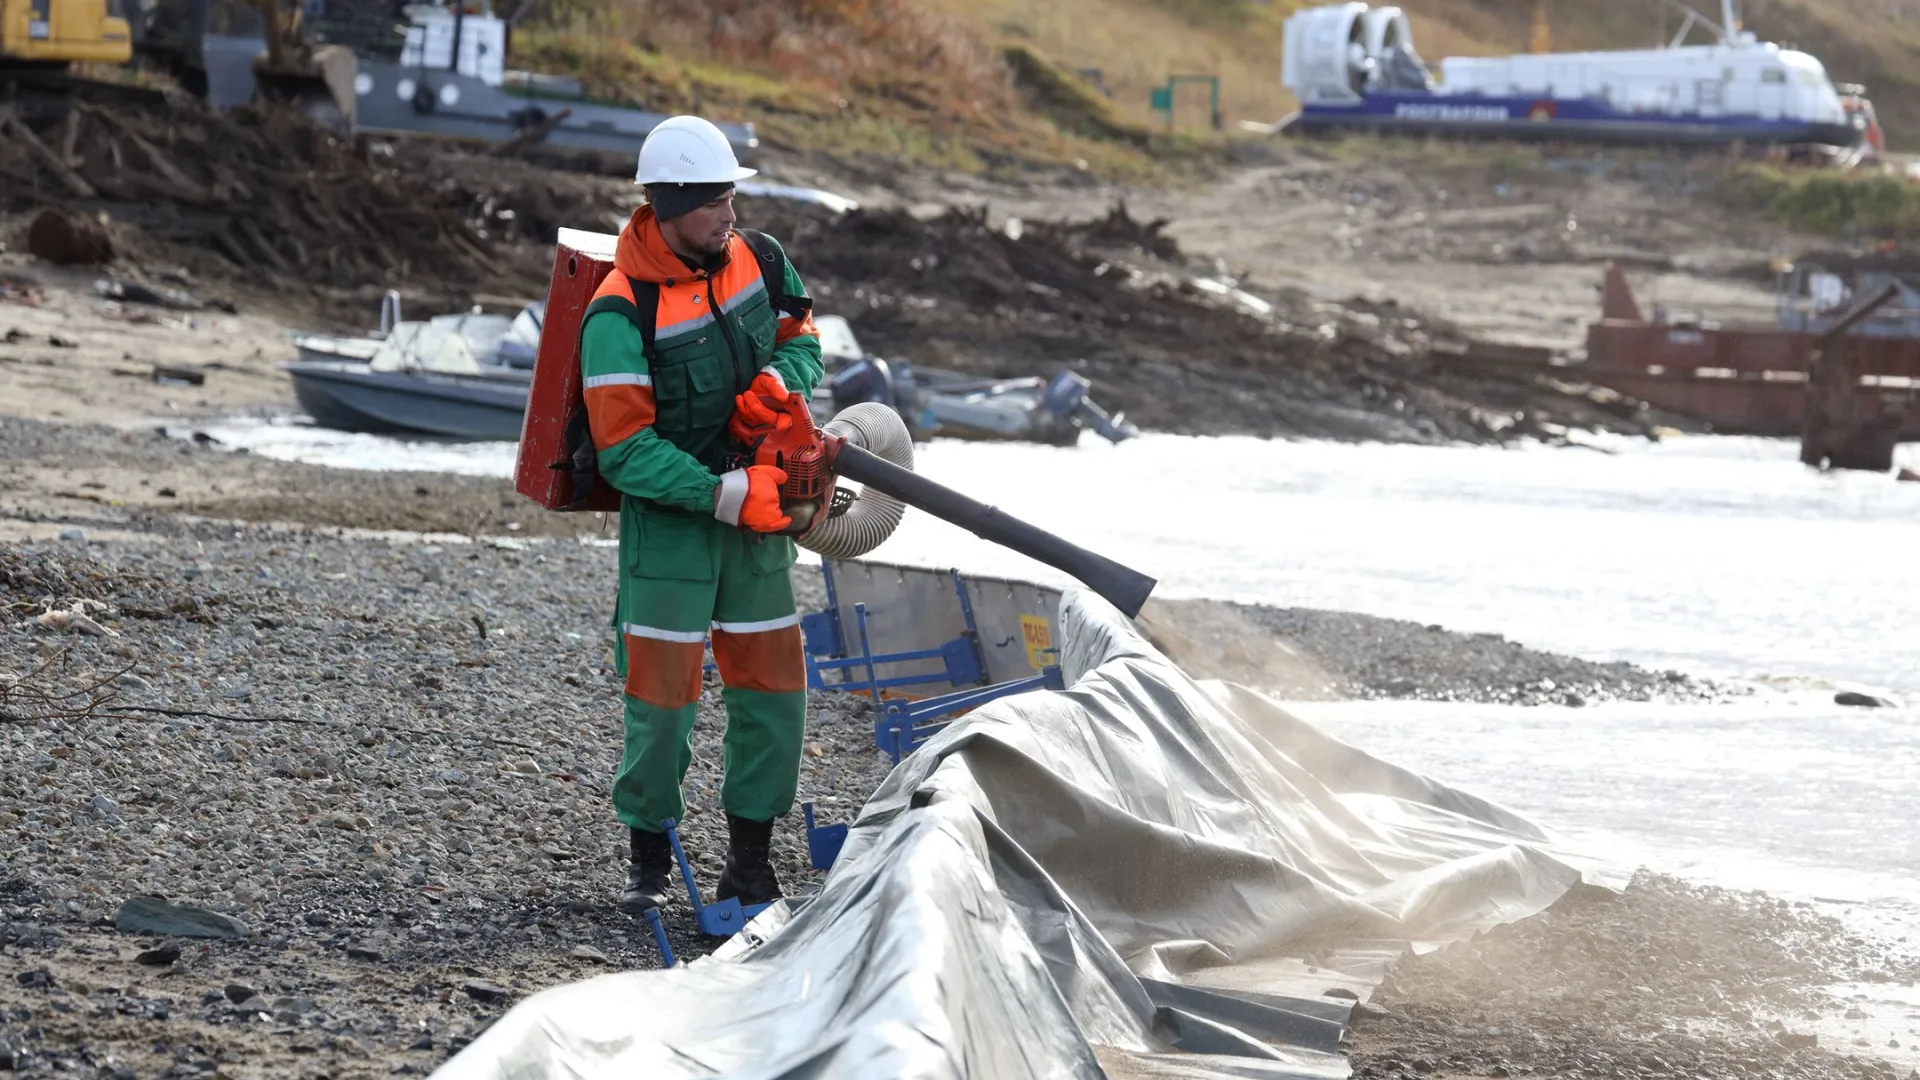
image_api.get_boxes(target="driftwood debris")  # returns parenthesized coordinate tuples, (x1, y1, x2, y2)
(2, 108, 97, 198)
(1, 96, 496, 289)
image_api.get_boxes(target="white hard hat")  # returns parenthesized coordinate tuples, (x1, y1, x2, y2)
(634, 115, 757, 186)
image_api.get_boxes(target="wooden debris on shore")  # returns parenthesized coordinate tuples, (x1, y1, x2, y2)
(0, 94, 496, 289)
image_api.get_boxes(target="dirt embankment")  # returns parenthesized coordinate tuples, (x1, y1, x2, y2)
(1, 91, 540, 304)
(738, 198, 1678, 444)
(7, 90, 1691, 445)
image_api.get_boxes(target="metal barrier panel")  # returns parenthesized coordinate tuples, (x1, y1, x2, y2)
(818, 558, 1066, 694)
(960, 573, 1067, 684)
(820, 559, 973, 696)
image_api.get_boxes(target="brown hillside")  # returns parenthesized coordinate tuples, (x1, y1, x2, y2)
(505, 0, 1920, 161)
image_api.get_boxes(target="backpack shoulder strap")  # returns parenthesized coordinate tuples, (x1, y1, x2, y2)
(736, 229, 813, 320)
(583, 273, 659, 352)
(628, 276, 659, 352)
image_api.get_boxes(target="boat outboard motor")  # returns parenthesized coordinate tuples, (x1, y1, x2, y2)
(828, 357, 897, 410)
(889, 361, 926, 432)
(1042, 370, 1139, 444)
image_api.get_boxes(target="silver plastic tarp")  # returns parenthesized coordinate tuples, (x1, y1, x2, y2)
(435, 590, 1622, 1080)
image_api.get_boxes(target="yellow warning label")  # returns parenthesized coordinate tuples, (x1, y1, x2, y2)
(1019, 614, 1053, 671)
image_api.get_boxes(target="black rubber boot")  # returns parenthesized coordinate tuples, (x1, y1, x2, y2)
(714, 813, 782, 906)
(619, 827, 674, 914)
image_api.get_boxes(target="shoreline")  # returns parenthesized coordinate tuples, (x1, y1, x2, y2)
(2, 412, 1747, 708)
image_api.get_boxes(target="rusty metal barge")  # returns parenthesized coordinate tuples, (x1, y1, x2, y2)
(1583, 262, 1920, 468)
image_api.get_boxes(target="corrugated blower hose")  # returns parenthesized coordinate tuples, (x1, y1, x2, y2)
(794, 403, 913, 560)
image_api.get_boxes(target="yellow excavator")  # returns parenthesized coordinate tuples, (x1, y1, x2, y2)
(2, 0, 351, 127)
(0, 0, 132, 66)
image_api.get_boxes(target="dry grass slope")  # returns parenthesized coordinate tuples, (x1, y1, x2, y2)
(503, 0, 1920, 171)
(508, 0, 1186, 173)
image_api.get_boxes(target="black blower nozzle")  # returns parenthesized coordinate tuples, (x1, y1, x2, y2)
(832, 443, 1157, 619)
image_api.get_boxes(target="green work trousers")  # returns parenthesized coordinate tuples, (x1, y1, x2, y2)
(611, 508, 806, 834)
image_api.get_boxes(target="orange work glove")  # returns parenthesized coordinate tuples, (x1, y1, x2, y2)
(713, 464, 791, 533)
(727, 370, 794, 444)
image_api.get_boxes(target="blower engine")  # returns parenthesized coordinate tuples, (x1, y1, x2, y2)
(515, 229, 1158, 619)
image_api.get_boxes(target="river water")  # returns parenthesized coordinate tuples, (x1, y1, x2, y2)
(201, 420, 1920, 694)
(200, 418, 1919, 940)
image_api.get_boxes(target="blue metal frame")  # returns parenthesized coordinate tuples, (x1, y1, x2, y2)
(644, 907, 675, 968)
(805, 603, 987, 696)
(802, 801, 848, 871)
(718, 562, 1073, 764)
(661, 817, 774, 939)
(801, 562, 994, 700)
(642, 807, 843, 966)
(873, 661, 1066, 764)
(800, 556, 846, 659)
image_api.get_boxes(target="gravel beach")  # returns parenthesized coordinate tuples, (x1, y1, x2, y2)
(1, 528, 888, 1078)
(1235, 603, 1733, 707)
(3, 415, 1913, 1080)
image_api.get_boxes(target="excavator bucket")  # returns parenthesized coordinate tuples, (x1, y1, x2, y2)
(251, 40, 355, 130)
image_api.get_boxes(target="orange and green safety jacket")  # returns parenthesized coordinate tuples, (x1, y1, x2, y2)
(579, 205, 824, 512)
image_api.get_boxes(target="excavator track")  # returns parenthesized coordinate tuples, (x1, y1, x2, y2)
(1, 65, 174, 121)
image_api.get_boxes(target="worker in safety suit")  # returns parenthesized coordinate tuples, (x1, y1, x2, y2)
(579, 115, 824, 913)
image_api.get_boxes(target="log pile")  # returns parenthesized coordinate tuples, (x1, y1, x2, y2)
(0, 92, 497, 290)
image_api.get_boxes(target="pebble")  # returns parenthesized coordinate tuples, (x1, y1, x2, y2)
(1775, 1031, 1819, 1050)
(462, 981, 508, 1004)
(1836, 691, 1896, 709)
(113, 898, 249, 940)
(133, 941, 181, 966)
(58, 528, 84, 543)
(570, 944, 610, 963)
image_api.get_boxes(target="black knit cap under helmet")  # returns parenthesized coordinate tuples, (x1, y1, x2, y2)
(646, 181, 735, 223)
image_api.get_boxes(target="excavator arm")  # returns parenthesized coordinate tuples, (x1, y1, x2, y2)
(129, 0, 354, 127)
(238, 0, 354, 128)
